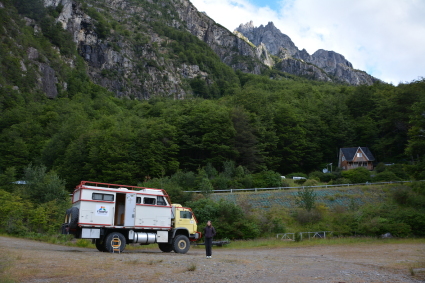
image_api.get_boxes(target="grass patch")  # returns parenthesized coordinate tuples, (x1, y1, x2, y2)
(186, 263, 197, 272)
(407, 260, 425, 281)
(0, 251, 15, 283)
(223, 237, 425, 249)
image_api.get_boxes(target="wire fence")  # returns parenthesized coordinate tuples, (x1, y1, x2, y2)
(276, 231, 333, 241)
(183, 180, 423, 194)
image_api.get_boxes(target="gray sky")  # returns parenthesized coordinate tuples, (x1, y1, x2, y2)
(190, 0, 425, 85)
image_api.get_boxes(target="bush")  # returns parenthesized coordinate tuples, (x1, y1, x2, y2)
(252, 170, 282, 188)
(357, 217, 411, 237)
(294, 178, 307, 185)
(373, 171, 401, 182)
(296, 187, 316, 212)
(341, 167, 371, 184)
(386, 164, 409, 180)
(295, 209, 322, 224)
(303, 179, 319, 187)
(375, 162, 386, 173)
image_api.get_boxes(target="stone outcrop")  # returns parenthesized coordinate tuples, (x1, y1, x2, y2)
(276, 59, 331, 82)
(172, 0, 266, 74)
(39, 63, 58, 98)
(38, 0, 270, 99)
(235, 21, 380, 85)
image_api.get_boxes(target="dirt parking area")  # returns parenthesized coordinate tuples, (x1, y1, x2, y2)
(0, 236, 424, 282)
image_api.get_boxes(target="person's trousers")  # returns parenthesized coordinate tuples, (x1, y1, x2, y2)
(205, 237, 212, 256)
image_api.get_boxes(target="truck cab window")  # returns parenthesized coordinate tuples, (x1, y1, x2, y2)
(180, 211, 192, 219)
(144, 197, 156, 205)
(157, 196, 167, 206)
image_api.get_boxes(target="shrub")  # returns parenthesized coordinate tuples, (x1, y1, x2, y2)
(303, 179, 319, 187)
(252, 171, 282, 188)
(375, 162, 386, 173)
(373, 171, 401, 182)
(341, 167, 371, 184)
(294, 178, 307, 185)
(295, 209, 322, 224)
(296, 187, 316, 212)
(386, 164, 409, 180)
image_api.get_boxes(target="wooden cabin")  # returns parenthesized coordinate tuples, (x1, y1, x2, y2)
(338, 147, 375, 170)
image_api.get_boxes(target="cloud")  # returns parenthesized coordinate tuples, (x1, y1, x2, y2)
(190, 0, 425, 84)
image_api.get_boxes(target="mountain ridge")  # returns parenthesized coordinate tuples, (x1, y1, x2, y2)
(235, 21, 380, 85)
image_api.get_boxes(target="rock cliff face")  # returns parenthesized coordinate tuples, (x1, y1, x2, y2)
(9, 0, 380, 99)
(38, 0, 269, 99)
(235, 21, 380, 85)
(173, 0, 266, 74)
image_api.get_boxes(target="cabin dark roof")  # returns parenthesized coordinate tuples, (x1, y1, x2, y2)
(340, 147, 375, 161)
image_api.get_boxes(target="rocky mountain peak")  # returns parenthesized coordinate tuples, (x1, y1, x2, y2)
(235, 21, 299, 57)
(235, 21, 380, 85)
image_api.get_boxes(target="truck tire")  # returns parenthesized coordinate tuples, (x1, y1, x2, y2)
(105, 232, 126, 253)
(95, 238, 106, 252)
(172, 235, 190, 254)
(68, 207, 79, 230)
(158, 243, 173, 253)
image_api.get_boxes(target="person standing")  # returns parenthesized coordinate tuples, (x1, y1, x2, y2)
(203, 220, 216, 259)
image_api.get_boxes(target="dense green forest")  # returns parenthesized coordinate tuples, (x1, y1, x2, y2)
(0, 0, 425, 239)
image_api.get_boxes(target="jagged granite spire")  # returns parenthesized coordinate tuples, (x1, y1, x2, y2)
(235, 21, 380, 85)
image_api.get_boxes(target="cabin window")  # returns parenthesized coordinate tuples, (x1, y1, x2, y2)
(143, 197, 156, 205)
(92, 193, 114, 201)
(157, 196, 167, 206)
(357, 153, 362, 157)
(180, 211, 192, 219)
(136, 197, 141, 204)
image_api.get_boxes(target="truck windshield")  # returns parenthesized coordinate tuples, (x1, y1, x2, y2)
(180, 211, 192, 219)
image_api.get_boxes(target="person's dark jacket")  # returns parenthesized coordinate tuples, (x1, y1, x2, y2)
(203, 226, 216, 238)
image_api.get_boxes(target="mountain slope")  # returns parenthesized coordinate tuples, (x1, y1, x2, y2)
(235, 21, 380, 85)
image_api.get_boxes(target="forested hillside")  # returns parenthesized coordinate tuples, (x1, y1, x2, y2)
(0, 0, 425, 238)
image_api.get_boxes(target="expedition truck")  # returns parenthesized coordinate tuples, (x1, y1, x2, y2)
(61, 181, 200, 253)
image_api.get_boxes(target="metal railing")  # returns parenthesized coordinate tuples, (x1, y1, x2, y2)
(276, 231, 333, 241)
(183, 180, 423, 194)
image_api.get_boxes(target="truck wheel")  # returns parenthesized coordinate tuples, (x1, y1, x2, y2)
(95, 239, 106, 252)
(68, 207, 79, 229)
(105, 232, 126, 253)
(172, 235, 190, 254)
(158, 243, 173, 253)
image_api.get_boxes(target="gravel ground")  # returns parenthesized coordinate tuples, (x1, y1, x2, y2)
(0, 236, 424, 282)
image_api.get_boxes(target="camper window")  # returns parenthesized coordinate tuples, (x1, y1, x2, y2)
(92, 193, 114, 201)
(157, 196, 167, 206)
(143, 197, 156, 205)
(136, 197, 141, 204)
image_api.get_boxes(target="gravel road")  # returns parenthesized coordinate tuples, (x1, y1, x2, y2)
(0, 236, 424, 282)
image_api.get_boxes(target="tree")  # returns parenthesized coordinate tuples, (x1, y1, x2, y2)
(23, 164, 68, 204)
(199, 178, 213, 197)
(296, 187, 316, 212)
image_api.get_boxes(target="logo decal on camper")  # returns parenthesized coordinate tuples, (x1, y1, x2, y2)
(96, 205, 109, 216)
